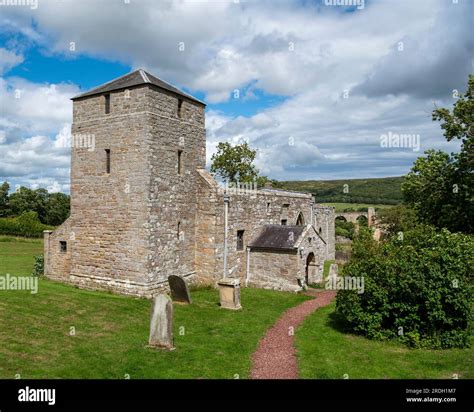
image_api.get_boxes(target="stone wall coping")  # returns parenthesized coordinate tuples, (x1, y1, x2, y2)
(217, 277, 241, 286)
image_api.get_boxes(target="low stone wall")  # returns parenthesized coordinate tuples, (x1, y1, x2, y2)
(44, 218, 72, 281)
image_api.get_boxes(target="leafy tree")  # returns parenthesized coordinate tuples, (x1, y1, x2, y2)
(376, 204, 418, 238)
(0, 181, 9, 217)
(335, 219, 355, 239)
(43, 192, 70, 226)
(402, 75, 474, 233)
(9, 187, 48, 222)
(210, 142, 259, 184)
(5, 186, 70, 225)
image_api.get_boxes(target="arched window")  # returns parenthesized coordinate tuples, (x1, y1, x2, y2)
(296, 212, 305, 226)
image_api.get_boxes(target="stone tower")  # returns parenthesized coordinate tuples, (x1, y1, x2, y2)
(44, 70, 206, 296)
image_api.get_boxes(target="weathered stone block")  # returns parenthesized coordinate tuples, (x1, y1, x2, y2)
(217, 278, 242, 310)
(148, 294, 174, 349)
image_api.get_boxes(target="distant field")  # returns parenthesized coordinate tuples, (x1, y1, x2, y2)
(277, 176, 404, 205)
(320, 203, 394, 213)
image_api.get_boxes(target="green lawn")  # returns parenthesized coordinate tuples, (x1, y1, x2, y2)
(0, 237, 308, 379)
(296, 303, 473, 379)
(2, 236, 472, 380)
(0, 236, 43, 275)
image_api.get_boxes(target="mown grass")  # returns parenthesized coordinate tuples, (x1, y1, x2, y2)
(0, 237, 308, 379)
(0, 236, 43, 275)
(296, 303, 473, 379)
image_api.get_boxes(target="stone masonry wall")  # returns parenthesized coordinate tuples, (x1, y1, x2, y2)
(247, 227, 326, 291)
(195, 173, 317, 286)
(43, 218, 72, 281)
(296, 228, 327, 284)
(68, 87, 151, 294)
(247, 250, 299, 291)
(45, 85, 206, 297)
(313, 205, 336, 260)
(146, 87, 206, 291)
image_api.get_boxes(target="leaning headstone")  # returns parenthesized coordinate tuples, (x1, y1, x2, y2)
(168, 275, 192, 304)
(217, 278, 242, 310)
(148, 294, 174, 350)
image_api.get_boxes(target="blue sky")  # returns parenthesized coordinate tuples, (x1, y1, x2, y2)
(0, 0, 472, 193)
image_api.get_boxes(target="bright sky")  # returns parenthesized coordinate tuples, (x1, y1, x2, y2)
(0, 0, 472, 193)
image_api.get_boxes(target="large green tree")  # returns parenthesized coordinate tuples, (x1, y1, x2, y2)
(7, 186, 70, 225)
(43, 192, 70, 226)
(402, 75, 474, 234)
(375, 204, 418, 237)
(210, 142, 259, 184)
(9, 187, 48, 222)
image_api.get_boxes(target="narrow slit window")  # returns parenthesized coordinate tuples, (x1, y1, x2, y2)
(177, 99, 183, 118)
(237, 230, 244, 251)
(60, 241, 67, 253)
(177, 221, 181, 240)
(178, 150, 183, 175)
(105, 94, 110, 114)
(105, 149, 111, 174)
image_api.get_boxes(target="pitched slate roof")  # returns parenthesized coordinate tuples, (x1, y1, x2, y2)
(71, 69, 205, 105)
(248, 225, 306, 251)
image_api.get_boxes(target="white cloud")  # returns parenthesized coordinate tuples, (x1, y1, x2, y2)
(0, 48, 23, 74)
(0, 75, 78, 191)
(0, 0, 470, 185)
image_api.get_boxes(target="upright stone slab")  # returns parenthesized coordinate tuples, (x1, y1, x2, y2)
(168, 275, 192, 304)
(148, 294, 174, 349)
(217, 278, 242, 310)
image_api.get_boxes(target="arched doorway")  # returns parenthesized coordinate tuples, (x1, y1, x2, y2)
(305, 252, 315, 285)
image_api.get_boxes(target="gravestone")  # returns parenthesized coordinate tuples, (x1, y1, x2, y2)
(217, 277, 242, 310)
(168, 275, 192, 304)
(148, 294, 174, 350)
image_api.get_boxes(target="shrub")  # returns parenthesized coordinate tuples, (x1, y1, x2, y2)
(32, 255, 44, 277)
(335, 219, 355, 239)
(0, 212, 54, 238)
(336, 225, 473, 349)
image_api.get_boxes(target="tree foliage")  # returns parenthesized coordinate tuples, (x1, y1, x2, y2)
(336, 226, 473, 349)
(0, 182, 9, 217)
(376, 204, 418, 238)
(0, 183, 70, 226)
(335, 219, 355, 239)
(402, 75, 474, 233)
(210, 142, 259, 184)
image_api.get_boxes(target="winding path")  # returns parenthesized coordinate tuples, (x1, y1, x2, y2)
(250, 289, 336, 379)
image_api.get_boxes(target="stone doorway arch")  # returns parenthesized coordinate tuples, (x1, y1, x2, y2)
(305, 252, 316, 285)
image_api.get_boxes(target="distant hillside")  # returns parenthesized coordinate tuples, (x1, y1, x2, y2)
(276, 176, 404, 205)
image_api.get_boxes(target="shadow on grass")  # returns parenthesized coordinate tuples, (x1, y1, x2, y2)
(326, 309, 354, 334)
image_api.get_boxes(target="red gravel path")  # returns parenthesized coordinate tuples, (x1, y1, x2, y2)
(250, 290, 336, 379)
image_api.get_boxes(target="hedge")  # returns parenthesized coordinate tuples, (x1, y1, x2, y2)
(0, 212, 55, 238)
